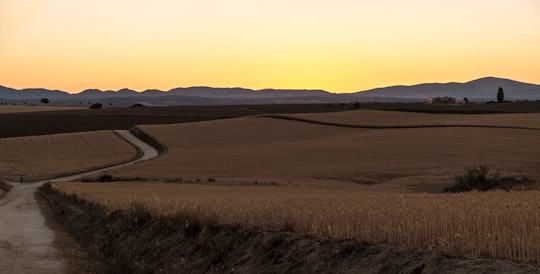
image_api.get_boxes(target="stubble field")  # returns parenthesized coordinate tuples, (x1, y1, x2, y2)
(284, 110, 540, 129)
(103, 112, 540, 190)
(0, 130, 138, 181)
(0, 105, 84, 114)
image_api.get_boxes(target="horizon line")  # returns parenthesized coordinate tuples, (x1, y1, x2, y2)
(1, 76, 537, 95)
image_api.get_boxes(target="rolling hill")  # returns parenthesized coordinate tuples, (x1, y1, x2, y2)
(352, 77, 540, 101)
(1, 77, 538, 106)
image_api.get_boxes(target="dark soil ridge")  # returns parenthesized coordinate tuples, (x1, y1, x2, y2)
(261, 115, 540, 131)
(0, 180, 13, 198)
(39, 183, 539, 274)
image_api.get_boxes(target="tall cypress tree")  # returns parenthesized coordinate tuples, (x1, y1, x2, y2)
(497, 87, 504, 103)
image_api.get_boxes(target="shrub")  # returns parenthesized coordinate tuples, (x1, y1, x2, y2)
(450, 165, 496, 192)
(99, 174, 113, 182)
(446, 165, 535, 192)
(89, 103, 103, 109)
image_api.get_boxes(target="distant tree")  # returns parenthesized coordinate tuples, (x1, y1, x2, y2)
(131, 103, 145, 107)
(463, 97, 469, 104)
(89, 103, 103, 109)
(497, 87, 504, 103)
(40, 98, 49, 104)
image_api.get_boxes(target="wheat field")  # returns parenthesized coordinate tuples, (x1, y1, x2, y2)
(0, 130, 138, 181)
(53, 182, 540, 264)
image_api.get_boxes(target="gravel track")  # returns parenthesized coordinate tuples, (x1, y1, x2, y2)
(0, 130, 158, 273)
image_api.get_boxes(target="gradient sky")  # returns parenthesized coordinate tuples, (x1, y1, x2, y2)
(1, 0, 539, 93)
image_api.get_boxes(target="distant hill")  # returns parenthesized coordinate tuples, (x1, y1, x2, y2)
(351, 77, 540, 102)
(1, 77, 539, 106)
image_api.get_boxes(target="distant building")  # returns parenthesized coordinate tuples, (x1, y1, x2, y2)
(426, 96, 456, 104)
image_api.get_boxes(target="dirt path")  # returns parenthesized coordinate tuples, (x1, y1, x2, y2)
(0, 183, 65, 273)
(0, 130, 159, 273)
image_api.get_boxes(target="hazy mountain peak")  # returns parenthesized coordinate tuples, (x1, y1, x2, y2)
(353, 77, 539, 100)
(465, 77, 527, 86)
(118, 88, 137, 93)
(80, 89, 103, 94)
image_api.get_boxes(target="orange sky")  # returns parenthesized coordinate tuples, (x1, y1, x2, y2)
(1, 0, 539, 93)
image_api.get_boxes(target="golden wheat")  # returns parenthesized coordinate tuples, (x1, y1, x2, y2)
(54, 182, 540, 264)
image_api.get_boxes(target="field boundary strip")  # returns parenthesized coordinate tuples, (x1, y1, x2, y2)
(260, 114, 540, 131)
(129, 127, 168, 154)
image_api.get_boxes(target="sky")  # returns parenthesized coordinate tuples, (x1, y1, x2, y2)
(1, 0, 539, 94)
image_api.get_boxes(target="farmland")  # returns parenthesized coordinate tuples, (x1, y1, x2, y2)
(284, 110, 540, 129)
(102, 113, 540, 190)
(3, 105, 540, 271)
(0, 130, 138, 181)
(52, 182, 540, 264)
(43, 109, 540, 269)
(1, 101, 539, 138)
(0, 104, 346, 138)
(0, 105, 84, 114)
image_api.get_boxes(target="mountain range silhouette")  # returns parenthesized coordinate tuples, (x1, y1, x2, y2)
(1, 77, 538, 106)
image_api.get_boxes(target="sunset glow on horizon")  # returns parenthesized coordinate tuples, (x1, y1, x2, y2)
(1, 0, 539, 93)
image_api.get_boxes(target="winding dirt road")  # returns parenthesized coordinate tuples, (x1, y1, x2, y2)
(0, 130, 158, 273)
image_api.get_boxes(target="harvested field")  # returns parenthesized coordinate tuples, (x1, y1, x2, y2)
(105, 116, 540, 190)
(0, 130, 138, 181)
(0, 105, 83, 113)
(53, 182, 540, 264)
(282, 110, 540, 129)
(356, 101, 540, 114)
(2, 102, 538, 139)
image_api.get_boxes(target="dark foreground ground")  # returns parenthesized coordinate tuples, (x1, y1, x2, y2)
(39, 183, 539, 274)
(1, 101, 539, 138)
